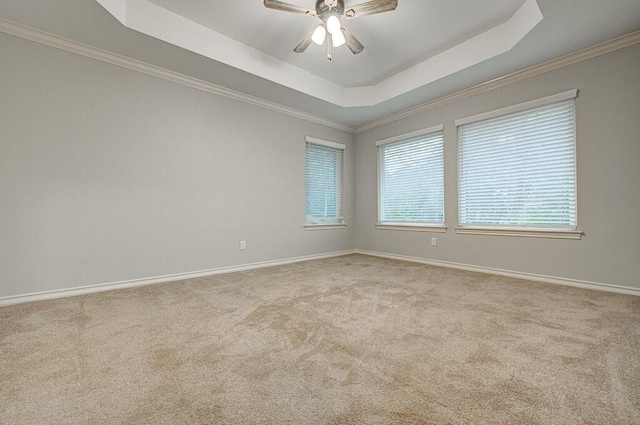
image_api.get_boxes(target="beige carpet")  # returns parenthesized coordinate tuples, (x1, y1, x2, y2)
(1, 254, 639, 424)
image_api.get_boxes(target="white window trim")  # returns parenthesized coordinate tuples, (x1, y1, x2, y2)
(375, 124, 444, 147)
(305, 136, 345, 151)
(305, 136, 346, 230)
(376, 224, 447, 233)
(455, 89, 578, 126)
(376, 125, 446, 230)
(304, 223, 348, 231)
(455, 227, 583, 239)
(456, 90, 580, 238)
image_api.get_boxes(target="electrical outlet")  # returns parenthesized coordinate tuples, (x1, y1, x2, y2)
(240, 241, 246, 250)
(431, 237, 437, 246)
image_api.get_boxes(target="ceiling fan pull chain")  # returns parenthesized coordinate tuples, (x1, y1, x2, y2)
(327, 35, 333, 60)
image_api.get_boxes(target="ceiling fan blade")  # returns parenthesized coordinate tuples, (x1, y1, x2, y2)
(344, 0, 397, 19)
(263, 0, 315, 16)
(341, 26, 364, 54)
(293, 27, 316, 53)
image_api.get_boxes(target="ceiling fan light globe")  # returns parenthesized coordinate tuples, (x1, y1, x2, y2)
(332, 30, 346, 47)
(311, 25, 327, 45)
(326, 15, 341, 35)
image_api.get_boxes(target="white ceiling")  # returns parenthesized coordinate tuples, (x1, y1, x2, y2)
(144, 0, 528, 87)
(1, 0, 639, 129)
(95, 0, 543, 106)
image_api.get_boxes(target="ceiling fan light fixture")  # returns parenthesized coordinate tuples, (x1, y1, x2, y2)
(332, 30, 346, 47)
(264, 0, 398, 58)
(311, 25, 327, 45)
(326, 15, 341, 35)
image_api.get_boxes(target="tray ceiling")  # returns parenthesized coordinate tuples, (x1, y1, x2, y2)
(95, 0, 542, 106)
(2, 0, 639, 129)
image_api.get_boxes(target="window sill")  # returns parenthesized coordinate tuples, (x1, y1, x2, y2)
(376, 224, 447, 233)
(304, 223, 347, 231)
(455, 227, 583, 239)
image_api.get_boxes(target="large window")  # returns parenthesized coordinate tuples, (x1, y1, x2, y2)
(377, 126, 445, 230)
(456, 90, 580, 238)
(305, 137, 345, 228)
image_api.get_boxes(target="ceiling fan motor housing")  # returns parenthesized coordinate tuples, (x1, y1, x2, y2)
(316, 0, 345, 19)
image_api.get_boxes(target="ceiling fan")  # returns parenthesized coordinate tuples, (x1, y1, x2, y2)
(263, 0, 398, 60)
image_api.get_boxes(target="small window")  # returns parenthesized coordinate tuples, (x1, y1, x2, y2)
(377, 126, 445, 230)
(305, 137, 345, 228)
(456, 90, 579, 237)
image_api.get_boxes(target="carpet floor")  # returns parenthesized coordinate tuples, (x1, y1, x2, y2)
(1, 254, 639, 424)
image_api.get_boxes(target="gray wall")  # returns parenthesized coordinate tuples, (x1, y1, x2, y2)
(2, 24, 639, 299)
(0, 33, 355, 298)
(355, 43, 640, 290)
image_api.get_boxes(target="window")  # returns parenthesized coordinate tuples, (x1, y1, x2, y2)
(377, 125, 445, 231)
(305, 137, 345, 229)
(456, 90, 581, 239)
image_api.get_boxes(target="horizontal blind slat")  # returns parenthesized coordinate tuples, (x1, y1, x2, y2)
(306, 141, 344, 222)
(458, 98, 577, 228)
(379, 131, 444, 224)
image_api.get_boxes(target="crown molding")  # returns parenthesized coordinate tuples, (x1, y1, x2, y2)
(0, 18, 356, 133)
(355, 29, 640, 133)
(2, 17, 638, 135)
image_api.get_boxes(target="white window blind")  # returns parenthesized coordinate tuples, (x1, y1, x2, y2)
(457, 93, 577, 230)
(378, 127, 444, 225)
(305, 137, 345, 225)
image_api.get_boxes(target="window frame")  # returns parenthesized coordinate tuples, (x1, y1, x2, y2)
(376, 125, 447, 233)
(455, 90, 582, 239)
(304, 136, 347, 231)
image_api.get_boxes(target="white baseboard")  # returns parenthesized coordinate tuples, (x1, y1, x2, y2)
(0, 250, 356, 307)
(3, 248, 637, 306)
(356, 249, 640, 296)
